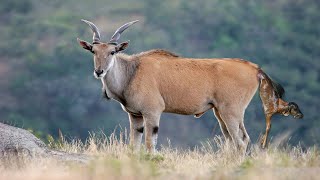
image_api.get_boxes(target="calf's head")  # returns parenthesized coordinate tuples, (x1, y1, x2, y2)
(288, 102, 303, 119)
(77, 19, 138, 79)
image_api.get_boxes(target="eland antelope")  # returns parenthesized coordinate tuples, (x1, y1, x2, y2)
(77, 20, 303, 153)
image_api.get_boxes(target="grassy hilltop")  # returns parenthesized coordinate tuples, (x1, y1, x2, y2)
(1, 134, 320, 180)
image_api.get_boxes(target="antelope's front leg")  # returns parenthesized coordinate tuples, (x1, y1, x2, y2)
(143, 113, 161, 153)
(128, 113, 144, 151)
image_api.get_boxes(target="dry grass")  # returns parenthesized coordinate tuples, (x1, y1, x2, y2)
(1, 132, 320, 180)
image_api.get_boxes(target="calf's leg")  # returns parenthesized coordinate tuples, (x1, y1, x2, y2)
(261, 114, 272, 149)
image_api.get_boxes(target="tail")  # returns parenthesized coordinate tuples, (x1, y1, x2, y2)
(258, 69, 285, 99)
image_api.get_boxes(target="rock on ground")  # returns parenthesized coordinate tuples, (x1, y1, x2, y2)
(0, 122, 90, 165)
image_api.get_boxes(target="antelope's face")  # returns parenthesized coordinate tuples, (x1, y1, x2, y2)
(77, 19, 138, 79)
(77, 41, 129, 79)
(92, 43, 113, 78)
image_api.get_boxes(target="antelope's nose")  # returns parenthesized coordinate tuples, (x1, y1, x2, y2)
(94, 69, 104, 77)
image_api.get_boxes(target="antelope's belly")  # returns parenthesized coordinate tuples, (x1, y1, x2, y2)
(163, 98, 215, 116)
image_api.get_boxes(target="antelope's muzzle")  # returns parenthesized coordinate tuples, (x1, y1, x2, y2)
(94, 69, 104, 77)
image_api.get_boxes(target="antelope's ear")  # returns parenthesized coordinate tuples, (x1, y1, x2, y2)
(115, 41, 129, 52)
(77, 38, 93, 52)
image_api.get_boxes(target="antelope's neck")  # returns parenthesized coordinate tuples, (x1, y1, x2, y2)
(103, 54, 138, 105)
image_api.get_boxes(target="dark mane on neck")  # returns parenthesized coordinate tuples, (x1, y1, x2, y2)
(137, 49, 180, 58)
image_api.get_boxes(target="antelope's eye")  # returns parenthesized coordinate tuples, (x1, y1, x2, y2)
(110, 51, 115, 55)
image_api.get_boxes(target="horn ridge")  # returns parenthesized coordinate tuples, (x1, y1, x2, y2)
(109, 20, 139, 44)
(81, 19, 101, 43)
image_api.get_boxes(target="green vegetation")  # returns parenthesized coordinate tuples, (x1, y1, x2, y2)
(0, 0, 319, 147)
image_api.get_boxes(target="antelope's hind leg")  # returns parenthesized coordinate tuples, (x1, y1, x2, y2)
(218, 107, 248, 154)
(128, 113, 144, 151)
(213, 108, 232, 141)
(239, 121, 250, 148)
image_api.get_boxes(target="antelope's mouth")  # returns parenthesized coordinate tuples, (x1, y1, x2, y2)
(93, 71, 106, 79)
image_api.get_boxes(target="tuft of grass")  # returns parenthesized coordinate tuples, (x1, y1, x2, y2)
(1, 132, 320, 180)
